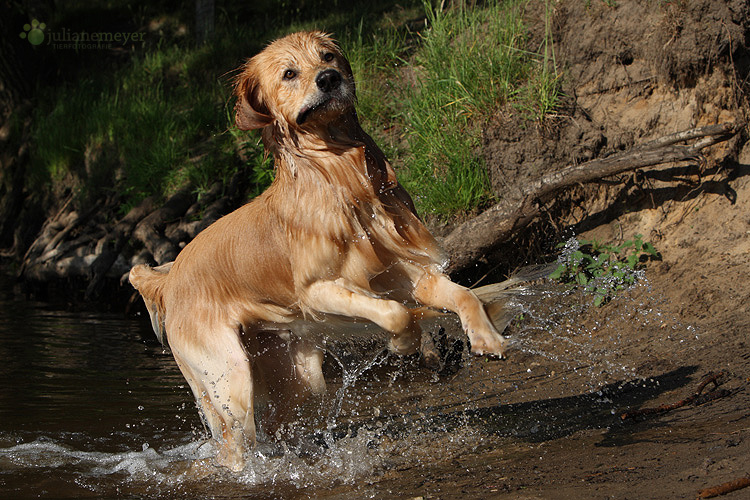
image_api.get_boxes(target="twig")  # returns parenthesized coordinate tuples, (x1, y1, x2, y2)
(697, 476, 750, 499)
(694, 371, 728, 394)
(620, 371, 730, 421)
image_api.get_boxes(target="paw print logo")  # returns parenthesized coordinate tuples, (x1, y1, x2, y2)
(20, 19, 46, 46)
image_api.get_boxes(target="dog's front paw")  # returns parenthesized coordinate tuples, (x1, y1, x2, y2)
(466, 329, 507, 359)
(388, 329, 420, 355)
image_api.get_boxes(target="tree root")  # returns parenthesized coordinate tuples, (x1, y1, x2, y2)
(443, 122, 745, 275)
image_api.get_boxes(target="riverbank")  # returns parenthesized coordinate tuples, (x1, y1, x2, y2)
(1, 1, 750, 498)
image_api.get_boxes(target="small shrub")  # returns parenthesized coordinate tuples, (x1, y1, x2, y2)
(551, 235, 661, 306)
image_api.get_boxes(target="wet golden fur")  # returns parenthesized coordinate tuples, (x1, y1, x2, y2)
(129, 31, 507, 471)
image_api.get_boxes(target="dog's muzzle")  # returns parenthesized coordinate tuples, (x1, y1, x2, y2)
(296, 69, 351, 125)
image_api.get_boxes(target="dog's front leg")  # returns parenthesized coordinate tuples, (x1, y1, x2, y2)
(304, 280, 421, 355)
(413, 273, 507, 357)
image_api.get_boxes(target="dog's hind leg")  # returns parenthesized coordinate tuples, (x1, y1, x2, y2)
(169, 321, 256, 472)
(250, 333, 326, 438)
(173, 352, 226, 442)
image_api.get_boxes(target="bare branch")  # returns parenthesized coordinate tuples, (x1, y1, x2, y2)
(444, 122, 744, 274)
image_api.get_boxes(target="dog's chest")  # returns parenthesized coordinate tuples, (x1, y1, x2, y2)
(286, 191, 397, 284)
(280, 156, 406, 281)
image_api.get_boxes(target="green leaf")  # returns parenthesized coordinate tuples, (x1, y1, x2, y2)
(581, 254, 596, 266)
(627, 254, 638, 269)
(549, 264, 565, 280)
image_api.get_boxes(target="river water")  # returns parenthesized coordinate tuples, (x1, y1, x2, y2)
(0, 275, 683, 499)
(0, 280, 497, 499)
(0, 280, 203, 498)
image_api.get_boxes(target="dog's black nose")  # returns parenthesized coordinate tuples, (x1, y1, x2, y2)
(316, 69, 341, 93)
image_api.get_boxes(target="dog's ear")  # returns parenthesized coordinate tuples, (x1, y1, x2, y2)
(334, 43, 357, 96)
(234, 72, 273, 131)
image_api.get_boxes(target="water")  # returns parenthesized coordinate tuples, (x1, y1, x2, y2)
(0, 282, 477, 499)
(0, 275, 698, 499)
(0, 282, 202, 498)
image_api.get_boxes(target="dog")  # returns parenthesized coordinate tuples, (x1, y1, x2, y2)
(129, 31, 510, 471)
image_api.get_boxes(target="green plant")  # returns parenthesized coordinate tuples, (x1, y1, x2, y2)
(394, 0, 561, 216)
(24, 0, 561, 220)
(550, 235, 661, 306)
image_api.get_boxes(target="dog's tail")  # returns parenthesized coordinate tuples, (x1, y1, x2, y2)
(472, 262, 558, 333)
(129, 262, 172, 346)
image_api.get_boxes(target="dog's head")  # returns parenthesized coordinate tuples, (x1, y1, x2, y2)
(234, 31, 356, 132)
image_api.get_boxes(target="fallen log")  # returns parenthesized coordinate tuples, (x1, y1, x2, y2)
(443, 122, 744, 275)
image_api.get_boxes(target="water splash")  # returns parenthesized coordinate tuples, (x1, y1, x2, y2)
(322, 346, 390, 447)
(504, 277, 697, 387)
(0, 429, 399, 496)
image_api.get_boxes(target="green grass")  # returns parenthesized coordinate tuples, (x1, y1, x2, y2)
(396, 1, 529, 214)
(27, 0, 560, 218)
(30, 36, 248, 209)
(348, 0, 561, 216)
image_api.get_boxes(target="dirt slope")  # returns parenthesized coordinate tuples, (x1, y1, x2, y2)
(407, 1, 750, 497)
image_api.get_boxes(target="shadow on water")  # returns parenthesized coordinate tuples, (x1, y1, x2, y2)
(320, 366, 698, 447)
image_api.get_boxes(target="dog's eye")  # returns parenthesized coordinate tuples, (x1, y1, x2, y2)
(283, 69, 297, 80)
(323, 52, 335, 62)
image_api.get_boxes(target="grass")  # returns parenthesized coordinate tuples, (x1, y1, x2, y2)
(26, 0, 560, 218)
(347, 0, 562, 216)
(30, 36, 245, 210)
(394, 0, 549, 215)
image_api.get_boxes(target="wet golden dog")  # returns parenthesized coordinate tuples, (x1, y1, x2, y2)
(129, 31, 507, 471)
